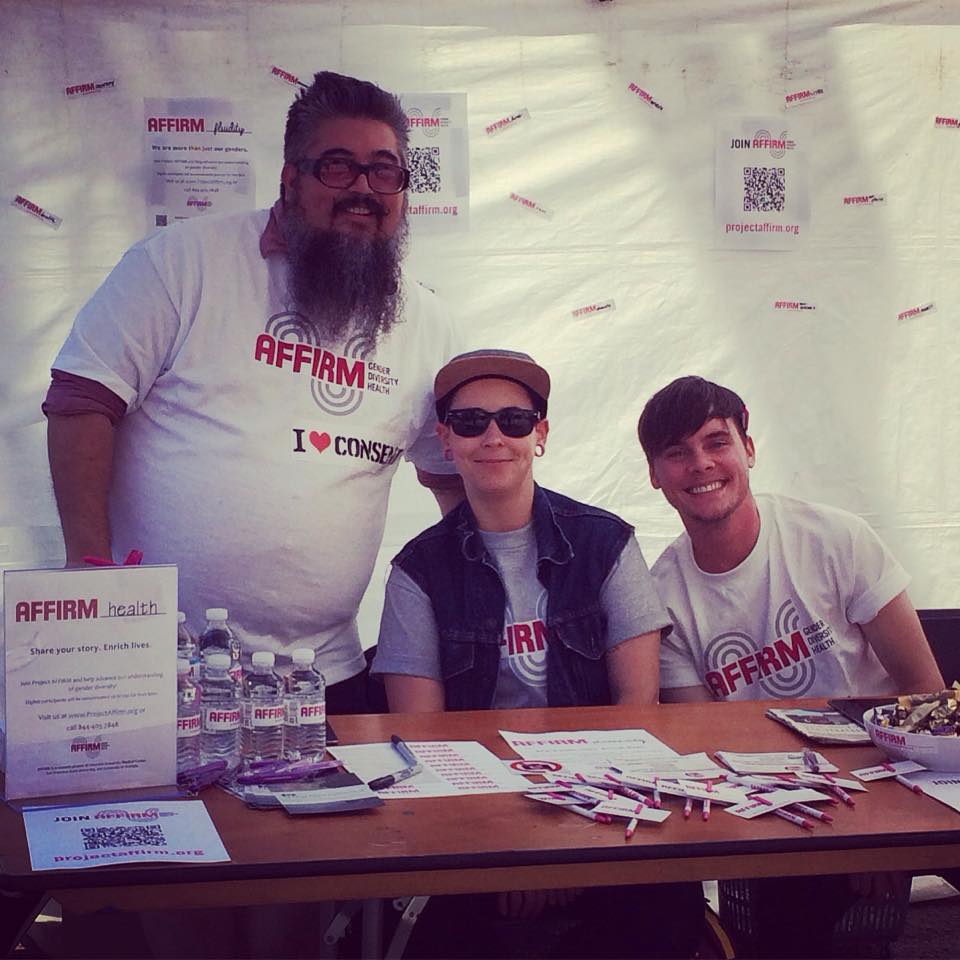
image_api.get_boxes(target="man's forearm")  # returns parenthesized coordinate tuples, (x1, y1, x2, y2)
(47, 413, 116, 564)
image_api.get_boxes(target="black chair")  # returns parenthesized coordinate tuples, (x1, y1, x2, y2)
(918, 609, 960, 685)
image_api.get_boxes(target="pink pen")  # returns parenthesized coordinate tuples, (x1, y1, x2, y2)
(702, 798, 711, 821)
(790, 802, 834, 823)
(603, 773, 645, 803)
(827, 782, 855, 807)
(683, 797, 693, 820)
(568, 804, 613, 824)
(652, 776, 662, 809)
(774, 808, 814, 830)
(625, 804, 643, 840)
(755, 794, 814, 830)
(895, 774, 923, 795)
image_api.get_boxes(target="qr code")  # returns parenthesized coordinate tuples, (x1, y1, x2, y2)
(81, 825, 166, 850)
(743, 167, 786, 212)
(409, 146, 442, 193)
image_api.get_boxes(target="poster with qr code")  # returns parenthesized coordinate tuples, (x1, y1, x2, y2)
(401, 92, 469, 233)
(22, 800, 229, 870)
(715, 116, 809, 250)
(144, 97, 255, 233)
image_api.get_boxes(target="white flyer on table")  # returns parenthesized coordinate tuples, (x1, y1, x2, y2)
(726, 788, 831, 820)
(499, 729, 678, 773)
(3, 565, 178, 800)
(851, 759, 926, 782)
(901, 771, 960, 814)
(329, 741, 527, 798)
(22, 799, 229, 871)
(715, 751, 838, 775)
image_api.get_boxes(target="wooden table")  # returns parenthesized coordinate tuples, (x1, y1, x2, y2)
(3, 700, 960, 931)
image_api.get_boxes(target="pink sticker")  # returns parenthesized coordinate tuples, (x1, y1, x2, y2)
(10, 194, 62, 229)
(627, 82, 664, 111)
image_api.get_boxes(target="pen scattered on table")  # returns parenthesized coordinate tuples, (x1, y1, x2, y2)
(177, 759, 228, 794)
(368, 735, 423, 791)
(236, 758, 343, 785)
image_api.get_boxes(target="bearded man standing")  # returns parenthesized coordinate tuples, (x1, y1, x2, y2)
(44, 72, 463, 714)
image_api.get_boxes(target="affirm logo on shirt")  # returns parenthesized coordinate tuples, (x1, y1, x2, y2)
(702, 598, 834, 699)
(501, 592, 549, 690)
(254, 314, 400, 417)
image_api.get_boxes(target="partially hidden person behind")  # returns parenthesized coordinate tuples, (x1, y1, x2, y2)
(372, 349, 704, 959)
(43, 71, 464, 718)
(638, 374, 944, 958)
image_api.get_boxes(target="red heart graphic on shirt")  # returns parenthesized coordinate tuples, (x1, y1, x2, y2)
(309, 431, 331, 453)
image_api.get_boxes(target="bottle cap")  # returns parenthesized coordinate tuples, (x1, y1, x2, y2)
(251, 651, 275, 669)
(176, 658, 191, 674)
(204, 652, 231, 670)
(177, 611, 186, 624)
(205, 608, 228, 620)
(291, 648, 316, 666)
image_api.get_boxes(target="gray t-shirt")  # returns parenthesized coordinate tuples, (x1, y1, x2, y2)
(373, 524, 669, 708)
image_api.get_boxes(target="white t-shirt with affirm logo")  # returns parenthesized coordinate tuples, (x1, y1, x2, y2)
(655, 494, 910, 701)
(373, 525, 669, 708)
(51, 208, 460, 684)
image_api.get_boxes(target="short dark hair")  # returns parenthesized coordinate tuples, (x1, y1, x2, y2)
(638, 376, 749, 462)
(283, 71, 409, 164)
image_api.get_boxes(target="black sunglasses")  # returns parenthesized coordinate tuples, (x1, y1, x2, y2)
(445, 407, 541, 438)
(296, 157, 410, 195)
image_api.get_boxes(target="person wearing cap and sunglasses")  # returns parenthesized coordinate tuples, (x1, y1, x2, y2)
(43, 71, 464, 723)
(638, 375, 942, 959)
(371, 350, 704, 959)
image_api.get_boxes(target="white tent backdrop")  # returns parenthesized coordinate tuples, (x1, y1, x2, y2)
(2, 0, 959, 648)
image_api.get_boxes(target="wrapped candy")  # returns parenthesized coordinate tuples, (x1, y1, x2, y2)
(874, 683, 960, 736)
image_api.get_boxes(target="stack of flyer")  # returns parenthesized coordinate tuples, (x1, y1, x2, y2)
(765, 707, 871, 744)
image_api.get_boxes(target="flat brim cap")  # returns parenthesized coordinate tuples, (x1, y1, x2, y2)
(434, 349, 551, 417)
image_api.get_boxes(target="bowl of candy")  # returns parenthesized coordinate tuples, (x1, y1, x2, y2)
(863, 685, 960, 771)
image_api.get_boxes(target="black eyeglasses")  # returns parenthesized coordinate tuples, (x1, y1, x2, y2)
(445, 407, 541, 438)
(296, 157, 410, 194)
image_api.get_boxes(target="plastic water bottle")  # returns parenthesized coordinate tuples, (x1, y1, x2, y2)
(200, 652, 240, 771)
(283, 648, 327, 761)
(177, 612, 199, 679)
(176, 658, 202, 772)
(199, 608, 241, 683)
(241, 651, 285, 766)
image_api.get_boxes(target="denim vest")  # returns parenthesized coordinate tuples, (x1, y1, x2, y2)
(393, 485, 633, 711)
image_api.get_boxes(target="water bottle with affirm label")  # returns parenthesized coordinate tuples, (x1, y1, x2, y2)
(176, 611, 200, 680)
(241, 651, 285, 766)
(176, 658, 201, 771)
(283, 647, 326, 761)
(199, 607, 241, 683)
(200, 652, 240, 771)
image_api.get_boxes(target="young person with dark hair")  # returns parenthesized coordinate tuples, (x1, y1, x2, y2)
(638, 375, 941, 703)
(372, 350, 705, 959)
(639, 374, 942, 958)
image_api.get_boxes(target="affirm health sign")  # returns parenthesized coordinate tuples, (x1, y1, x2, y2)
(3, 565, 177, 800)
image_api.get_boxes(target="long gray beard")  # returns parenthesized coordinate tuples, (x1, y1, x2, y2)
(282, 209, 407, 351)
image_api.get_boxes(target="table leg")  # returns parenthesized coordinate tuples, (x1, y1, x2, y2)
(0, 889, 47, 958)
(361, 897, 383, 959)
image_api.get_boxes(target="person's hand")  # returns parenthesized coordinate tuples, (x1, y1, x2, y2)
(848, 871, 910, 900)
(496, 888, 583, 919)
